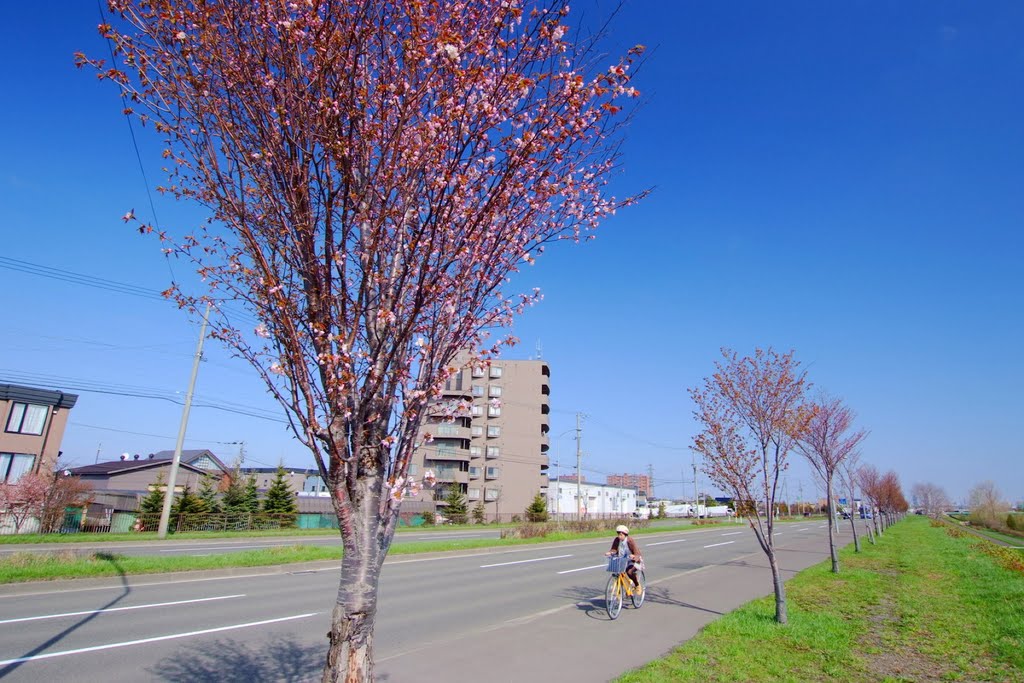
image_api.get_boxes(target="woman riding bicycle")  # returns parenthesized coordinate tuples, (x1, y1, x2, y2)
(605, 524, 643, 587)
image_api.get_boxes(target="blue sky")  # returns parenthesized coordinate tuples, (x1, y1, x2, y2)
(1, 2, 1021, 505)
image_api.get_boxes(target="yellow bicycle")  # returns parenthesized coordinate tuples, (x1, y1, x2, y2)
(605, 556, 646, 619)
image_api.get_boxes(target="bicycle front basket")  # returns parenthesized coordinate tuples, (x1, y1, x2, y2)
(606, 556, 629, 573)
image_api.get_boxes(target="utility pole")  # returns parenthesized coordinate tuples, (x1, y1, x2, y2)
(94, 442, 102, 464)
(575, 412, 583, 520)
(798, 480, 804, 516)
(692, 451, 699, 518)
(158, 304, 210, 539)
(647, 463, 654, 500)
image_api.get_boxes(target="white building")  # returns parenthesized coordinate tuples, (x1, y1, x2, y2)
(547, 478, 637, 519)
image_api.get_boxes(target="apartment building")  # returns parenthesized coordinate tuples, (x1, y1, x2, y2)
(607, 473, 651, 497)
(407, 357, 551, 521)
(1, 382, 78, 483)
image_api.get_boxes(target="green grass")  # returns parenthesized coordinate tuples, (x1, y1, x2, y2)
(0, 522, 705, 583)
(618, 516, 1024, 683)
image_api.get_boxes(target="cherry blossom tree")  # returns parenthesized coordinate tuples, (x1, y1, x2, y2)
(795, 393, 867, 573)
(857, 463, 883, 537)
(79, 2, 644, 679)
(0, 473, 91, 534)
(837, 451, 865, 550)
(690, 348, 811, 624)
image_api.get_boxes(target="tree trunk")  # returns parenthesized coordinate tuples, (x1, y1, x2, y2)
(767, 547, 788, 624)
(322, 540, 386, 683)
(865, 519, 875, 544)
(849, 510, 860, 552)
(873, 507, 881, 537)
(826, 479, 839, 573)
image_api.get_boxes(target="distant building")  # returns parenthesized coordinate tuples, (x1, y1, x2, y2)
(1, 382, 78, 483)
(547, 478, 637, 519)
(606, 472, 651, 497)
(406, 356, 551, 521)
(150, 449, 230, 477)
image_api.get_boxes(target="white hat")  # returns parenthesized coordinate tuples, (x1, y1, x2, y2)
(615, 525, 629, 534)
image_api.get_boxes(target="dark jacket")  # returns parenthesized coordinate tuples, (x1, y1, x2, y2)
(610, 536, 641, 558)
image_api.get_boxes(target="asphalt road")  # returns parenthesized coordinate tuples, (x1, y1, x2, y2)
(0, 521, 845, 682)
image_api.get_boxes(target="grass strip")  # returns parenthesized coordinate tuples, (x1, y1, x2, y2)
(617, 516, 1024, 683)
(0, 523, 705, 583)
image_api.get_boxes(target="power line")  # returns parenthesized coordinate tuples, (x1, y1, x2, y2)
(0, 256, 168, 301)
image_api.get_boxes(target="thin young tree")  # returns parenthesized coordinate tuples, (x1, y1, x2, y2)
(80, 3, 644, 679)
(690, 347, 812, 625)
(837, 451, 863, 552)
(795, 393, 866, 573)
(858, 464, 882, 537)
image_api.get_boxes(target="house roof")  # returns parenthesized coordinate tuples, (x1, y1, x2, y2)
(149, 449, 229, 473)
(69, 458, 207, 477)
(0, 382, 79, 409)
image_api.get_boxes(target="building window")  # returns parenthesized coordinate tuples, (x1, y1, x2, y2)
(469, 445, 482, 457)
(485, 488, 499, 501)
(471, 426, 484, 437)
(471, 384, 485, 397)
(444, 371, 464, 391)
(408, 463, 419, 476)
(487, 425, 501, 437)
(488, 405, 501, 417)
(486, 467, 501, 479)
(488, 385, 502, 398)
(489, 366, 503, 378)
(471, 405, 483, 417)
(468, 488, 481, 500)
(0, 453, 35, 483)
(486, 446, 500, 458)
(469, 467, 481, 478)
(5, 403, 48, 435)
(436, 424, 460, 436)
(472, 366, 486, 378)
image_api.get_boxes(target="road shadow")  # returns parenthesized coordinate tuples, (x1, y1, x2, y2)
(0, 552, 130, 678)
(641, 585, 723, 616)
(556, 584, 616, 620)
(148, 637, 323, 682)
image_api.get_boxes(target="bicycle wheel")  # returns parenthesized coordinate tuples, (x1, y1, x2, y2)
(631, 570, 646, 608)
(605, 574, 623, 619)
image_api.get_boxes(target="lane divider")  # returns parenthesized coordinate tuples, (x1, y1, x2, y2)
(703, 541, 735, 548)
(0, 613, 319, 666)
(480, 554, 572, 568)
(557, 564, 606, 575)
(0, 594, 246, 625)
(647, 539, 689, 546)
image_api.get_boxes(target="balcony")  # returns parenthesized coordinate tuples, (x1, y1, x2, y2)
(427, 446, 472, 463)
(431, 467, 469, 484)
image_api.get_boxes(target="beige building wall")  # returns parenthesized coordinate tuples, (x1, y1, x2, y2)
(408, 357, 550, 521)
(0, 384, 78, 483)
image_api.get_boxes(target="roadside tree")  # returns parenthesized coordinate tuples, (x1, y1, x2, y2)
(197, 476, 222, 514)
(83, 2, 643, 677)
(910, 482, 950, 518)
(795, 393, 866, 573)
(690, 347, 812, 624)
(968, 481, 1007, 530)
(442, 486, 468, 525)
(263, 465, 299, 526)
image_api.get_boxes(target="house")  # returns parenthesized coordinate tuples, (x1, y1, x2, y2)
(148, 449, 231, 478)
(1, 382, 78, 483)
(68, 455, 214, 525)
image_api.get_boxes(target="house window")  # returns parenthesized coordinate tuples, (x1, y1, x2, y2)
(471, 384, 485, 397)
(487, 425, 501, 437)
(489, 366, 503, 378)
(5, 403, 48, 435)
(0, 453, 35, 483)
(488, 386, 502, 398)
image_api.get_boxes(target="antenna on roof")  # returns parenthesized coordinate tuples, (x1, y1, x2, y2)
(535, 340, 543, 360)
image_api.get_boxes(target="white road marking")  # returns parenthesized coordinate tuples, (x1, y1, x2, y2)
(0, 613, 319, 666)
(557, 564, 606, 575)
(703, 541, 735, 548)
(721, 532, 743, 536)
(647, 539, 688, 546)
(0, 594, 246, 625)
(480, 554, 572, 568)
